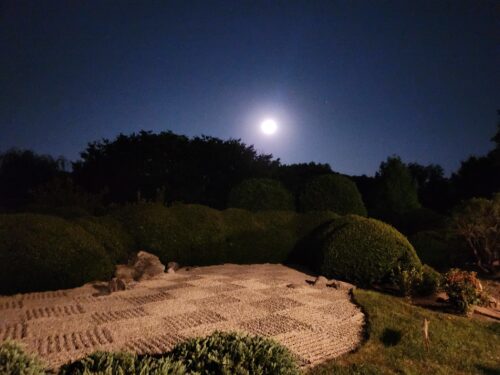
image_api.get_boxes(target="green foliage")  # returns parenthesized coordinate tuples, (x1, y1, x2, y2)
(443, 269, 484, 314)
(312, 363, 384, 375)
(299, 174, 367, 216)
(409, 230, 471, 271)
(0, 214, 114, 294)
(391, 265, 423, 298)
(319, 215, 421, 287)
(228, 178, 294, 211)
(416, 265, 441, 296)
(372, 156, 420, 220)
(0, 341, 46, 375)
(388, 207, 449, 236)
(168, 331, 300, 375)
(74, 216, 134, 264)
(310, 289, 500, 375)
(452, 194, 500, 273)
(59, 351, 186, 375)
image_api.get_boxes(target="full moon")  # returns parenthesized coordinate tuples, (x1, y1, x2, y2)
(260, 119, 277, 135)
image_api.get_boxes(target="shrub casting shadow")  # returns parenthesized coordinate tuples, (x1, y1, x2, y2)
(380, 328, 402, 347)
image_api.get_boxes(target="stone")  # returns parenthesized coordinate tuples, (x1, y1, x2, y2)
(435, 292, 449, 303)
(108, 277, 127, 293)
(167, 267, 176, 274)
(328, 280, 356, 291)
(115, 264, 135, 282)
(488, 296, 498, 309)
(313, 276, 329, 288)
(286, 283, 303, 289)
(130, 251, 165, 281)
(167, 262, 180, 271)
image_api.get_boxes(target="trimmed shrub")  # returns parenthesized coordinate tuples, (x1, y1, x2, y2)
(319, 215, 421, 287)
(416, 265, 441, 296)
(74, 216, 134, 264)
(59, 351, 186, 375)
(228, 178, 295, 211)
(168, 331, 300, 375)
(299, 174, 367, 216)
(0, 214, 114, 295)
(443, 269, 484, 314)
(113, 203, 226, 266)
(0, 341, 46, 375)
(409, 230, 472, 271)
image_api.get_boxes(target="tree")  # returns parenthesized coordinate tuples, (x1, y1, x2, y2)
(408, 162, 452, 213)
(227, 178, 294, 211)
(0, 149, 63, 210)
(452, 194, 500, 273)
(299, 174, 367, 216)
(372, 156, 420, 220)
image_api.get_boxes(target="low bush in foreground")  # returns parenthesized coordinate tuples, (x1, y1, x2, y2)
(310, 289, 500, 375)
(0, 214, 114, 295)
(318, 215, 421, 287)
(0, 341, 45, 375)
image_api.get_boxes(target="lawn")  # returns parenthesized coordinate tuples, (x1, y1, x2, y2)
(310, 289, 500, 375)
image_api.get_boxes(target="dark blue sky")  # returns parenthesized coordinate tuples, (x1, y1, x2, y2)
(1, 1, 498, 176)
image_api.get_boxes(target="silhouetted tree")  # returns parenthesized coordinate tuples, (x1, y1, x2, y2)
(408, 163, 452, 213)
(372, 156, 420, 220)
(0, 149, 63, 210)
(73, 131, 279, 208)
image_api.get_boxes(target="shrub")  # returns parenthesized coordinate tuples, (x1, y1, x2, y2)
(391, 265, 423, 298)
(299, 174, 367, 216)
(443, 269, 484, 314)
(168, 331, 300, 375)
(0, 214, 114, 294)
(74, 216, 134, 264)
(416, 265, 442, 296)
(319, 215, 421, 287)
(388, 207, 449, 236)
(113, 203, 226, 266)
(0, 341, 46, 375)
(59, 351, 186, 375)
(409, 230, 472, 271)
(228, 178, 295, 211)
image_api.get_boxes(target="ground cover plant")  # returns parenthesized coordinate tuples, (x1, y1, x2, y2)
(0, 341, 46, 375)
(310, 289, 500, 375)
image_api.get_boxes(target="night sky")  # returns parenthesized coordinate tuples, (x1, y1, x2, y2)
(1, 1, 498, 176)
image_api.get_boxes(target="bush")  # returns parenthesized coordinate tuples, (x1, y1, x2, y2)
(168, 331, 300, 375)
(228, 178, 295, 211)
(409, 230, 472, 271)
(74, 216, 134, 264)
(443, 269, 484, 314)
(59, 351, 186, 375)
(0, 341, 46, 375)
(416, 265, 442, 296)
(299, 174, 367, 216)
(113, 203, 226, 266)
(0, 214, 114, 294)
(318, 215, 421, 287)
(388, 208, 449, 236)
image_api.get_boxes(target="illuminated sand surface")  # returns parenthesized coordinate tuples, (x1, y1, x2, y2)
(0, 264, 364, 370)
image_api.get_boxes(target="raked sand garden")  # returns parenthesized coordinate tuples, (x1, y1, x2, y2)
(0, 263, 364, 371)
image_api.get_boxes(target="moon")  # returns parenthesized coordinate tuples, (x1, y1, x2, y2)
(260, 119, 277, 135)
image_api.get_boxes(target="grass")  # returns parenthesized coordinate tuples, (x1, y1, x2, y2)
(309, 289, 500, 375)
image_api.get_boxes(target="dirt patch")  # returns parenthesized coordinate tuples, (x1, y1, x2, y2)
(0, 264, 364, 370)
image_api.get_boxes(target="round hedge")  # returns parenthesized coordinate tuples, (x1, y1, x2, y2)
(319, 215, 421, 286)
(168, 331, 300, 375)
(299, 174, 367, 216)
(0, 214, 114, 294)
(0, 341, 46, 375)
(228, 178, 295, 211)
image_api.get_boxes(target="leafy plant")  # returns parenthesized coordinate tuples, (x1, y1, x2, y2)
(0, 341, 46, 375)
(167, 331, 300, 375)
(442, 268, 484, 314)
(228, 178, 295, 211)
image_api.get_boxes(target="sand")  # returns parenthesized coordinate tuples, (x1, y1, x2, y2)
(0, 264, 364, 370)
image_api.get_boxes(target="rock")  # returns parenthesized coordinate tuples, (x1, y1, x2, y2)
(328, 280, 356, 291)
(286, 283, 303, 289)
(488, 296, 498, 309)
(436, 292, 449, 303)
(313, 276, 329, 288)
(167, 267, 176, 274)
(167, 262, 180, 271)
(115, 264, 135, 282)
(108, 277, 127, 293)
(130, 251, 165, 281)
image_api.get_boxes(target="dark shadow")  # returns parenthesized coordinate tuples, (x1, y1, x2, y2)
(380, 328, 402, 346)
(475, 364, 500, 375)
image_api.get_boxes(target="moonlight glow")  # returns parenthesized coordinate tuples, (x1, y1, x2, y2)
(260, 119, 277, 135)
